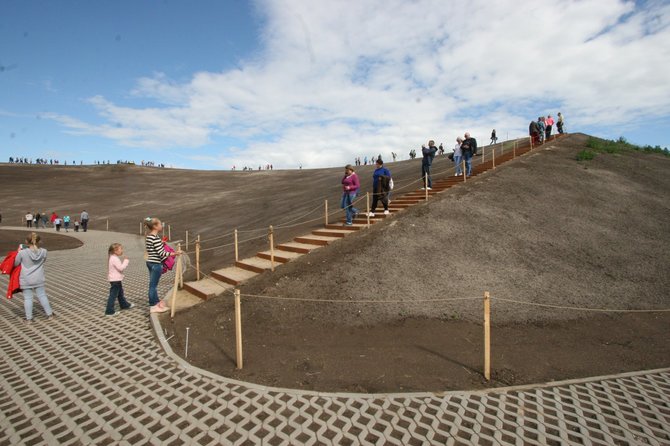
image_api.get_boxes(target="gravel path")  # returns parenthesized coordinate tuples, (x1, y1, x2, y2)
(0, 227, 668, 444)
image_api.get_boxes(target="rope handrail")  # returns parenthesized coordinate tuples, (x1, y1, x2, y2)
(491, 297, 670, 313)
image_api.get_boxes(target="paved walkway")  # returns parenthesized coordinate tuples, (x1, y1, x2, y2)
(1, 228, 669, 445)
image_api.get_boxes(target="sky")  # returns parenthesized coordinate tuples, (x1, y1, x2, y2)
(1, 0, 669, 169)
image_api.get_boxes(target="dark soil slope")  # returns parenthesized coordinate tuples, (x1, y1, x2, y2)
(165, 134, 670, 392)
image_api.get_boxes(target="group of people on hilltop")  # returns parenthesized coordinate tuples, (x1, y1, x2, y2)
(8, 157, 79, 165)
(23, 210, 89, 232)
(529, 113, 565, 145)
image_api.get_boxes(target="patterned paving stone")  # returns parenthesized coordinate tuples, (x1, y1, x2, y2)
(0, 228, 669, 445)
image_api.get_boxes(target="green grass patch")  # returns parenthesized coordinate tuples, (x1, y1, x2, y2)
(583, 136, 669, 160)
(576, 149, 596, 161)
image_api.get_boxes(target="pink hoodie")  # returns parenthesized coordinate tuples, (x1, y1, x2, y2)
(342, 172, 360, 192)
(108, 255, 129, 282)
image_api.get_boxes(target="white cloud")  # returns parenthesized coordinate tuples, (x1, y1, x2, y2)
(47, 0, 670, 168)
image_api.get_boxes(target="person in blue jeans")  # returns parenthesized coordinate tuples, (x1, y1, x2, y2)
(453, 137, 463, 176)
(462, 132, 477, 177)
(341, 165, 360, 226)
(144, 218, 180, 313)
(421, 140, 438, 189)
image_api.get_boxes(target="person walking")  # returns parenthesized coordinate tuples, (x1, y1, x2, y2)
(490, 129, 498, 145)
(54, 216, 62, 232)
(545, 115, 554, 139)
(50, 212, 58, 228)
(106, 243, 133, 315)
(537, 117, 546, 144)
(341, 165, 360, 226)
(557, 112, 565, 134)
(14, 233, 54, 322)
(461, 132, 477, 177)
(367, 159, 391, 217)
(144, 217, 179, 313)
(25, 212, 33, 228)
(41, 212, 48, 228)
(454, 137, 464, 176)
(529, 119, 540, 146)
(80, 210, 89, 232)
(421, 140, 438, 189)
(63, 215, 71, 232)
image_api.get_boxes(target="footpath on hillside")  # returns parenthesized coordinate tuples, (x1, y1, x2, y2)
(162, 133, 670, 393)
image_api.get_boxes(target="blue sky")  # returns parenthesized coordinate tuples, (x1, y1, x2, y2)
(2, 0, 669, 169)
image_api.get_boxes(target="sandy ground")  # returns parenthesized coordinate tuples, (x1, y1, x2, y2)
(0, 229, 83, 253)
(163, 134, 670, 392)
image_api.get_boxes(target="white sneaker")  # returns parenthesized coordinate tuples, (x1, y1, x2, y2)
(383, 210, 390, 215)
(427, 187, 432, 190)
(420, 187, 426, 190)
(150, 305, 168, 313)
(367, 212, 375, 217)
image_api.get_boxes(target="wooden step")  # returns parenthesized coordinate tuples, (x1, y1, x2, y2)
(276, 241, 320, 254)
(236, 257, 276, 273)
(294, 235, 340, 246)
(325, 224, 364, 231)
(211, 266, 258, 286)
(183, 277, 232, 300)
(313, 229, 350, 238)
(257, 250, 304, 263)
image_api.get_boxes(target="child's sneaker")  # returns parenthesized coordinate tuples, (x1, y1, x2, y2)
(105, 311, 120, 316)
(150, 305, 168, 313)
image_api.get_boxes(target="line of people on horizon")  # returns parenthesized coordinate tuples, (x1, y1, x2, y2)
(529, 113, 565, 145)
(23, 210, 90, 232)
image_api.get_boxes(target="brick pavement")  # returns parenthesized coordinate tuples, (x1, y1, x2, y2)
(0, 228, 669, 445)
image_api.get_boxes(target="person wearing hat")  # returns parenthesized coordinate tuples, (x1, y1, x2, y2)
(368, 159, 392, 217)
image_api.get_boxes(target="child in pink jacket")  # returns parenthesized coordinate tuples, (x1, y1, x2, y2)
(106, 243, 134, 315)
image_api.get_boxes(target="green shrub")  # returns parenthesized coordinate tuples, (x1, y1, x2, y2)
(585, 137, 669, 158)
(576, 149, 595, 161)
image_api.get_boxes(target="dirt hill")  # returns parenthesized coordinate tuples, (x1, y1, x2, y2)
(165, 133, 670, 392)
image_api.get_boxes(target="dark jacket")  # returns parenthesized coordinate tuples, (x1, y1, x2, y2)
(373, 166, 392, 193)
(529, 121, 539, 135)
(461, 137, 478, 156)
(422, 146, 438, 166)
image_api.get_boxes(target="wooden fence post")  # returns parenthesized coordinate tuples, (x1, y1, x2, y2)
(462, 160, 467, 182)
(196, 235, 201, 280)
(424, 174, 428, 200)
(484, 291, 491, 381)
(168, 224, 171, 241)
(170, 243, 182, 318)
(234, 229, 239, 262)
(482, 146, 485, 163)
(269, 226, 275, 272)
(186, 230, 189, 251)
(234, 289, 243, 369)
(492, 146, 496, 169)
(324, 200, 328, 226)
(366, 192, 370, 228)
(513, 141, 517, 158)
(106, 219, 109, 231)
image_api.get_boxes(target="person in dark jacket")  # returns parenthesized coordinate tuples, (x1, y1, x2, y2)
(529, 120, 540, 146)
(368, 159, 391, 217)
(421, 140, 438, 189)
(461, 133, 477, 177)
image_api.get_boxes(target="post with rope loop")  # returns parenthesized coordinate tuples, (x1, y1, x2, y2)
(140, 221, 143, 236)
(195, 235, 201, 281)
(424, 174, 428, 201)
(269, 226, 275, 272)
(170, 243, 182, 318)
(324, 199, 328, 226)
(462, 160, 467, 182)
(234, 289, 244, 369)
(234, 229, 239, 262)
(168, 224, 171, 241)
(366, 192, 370, 228)
(484, 291, 491, 381)
(186, 230, 189, 251)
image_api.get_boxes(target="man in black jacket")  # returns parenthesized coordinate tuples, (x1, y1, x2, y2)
(462, 133, 477, 177)
(529, 120, 540, 145)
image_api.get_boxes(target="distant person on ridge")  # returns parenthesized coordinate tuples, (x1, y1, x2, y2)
(80, 210, 89, 232)
(557, 112, 565, 134)
(367, 159, 391, 217)
(461, 132, 477, 177)
(341, 165, 360, 226)
(421, 140, 438, 189)
(490, 129, 498, 145)
(25, 212, 33, 228)
(545, 115, 554, 139)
